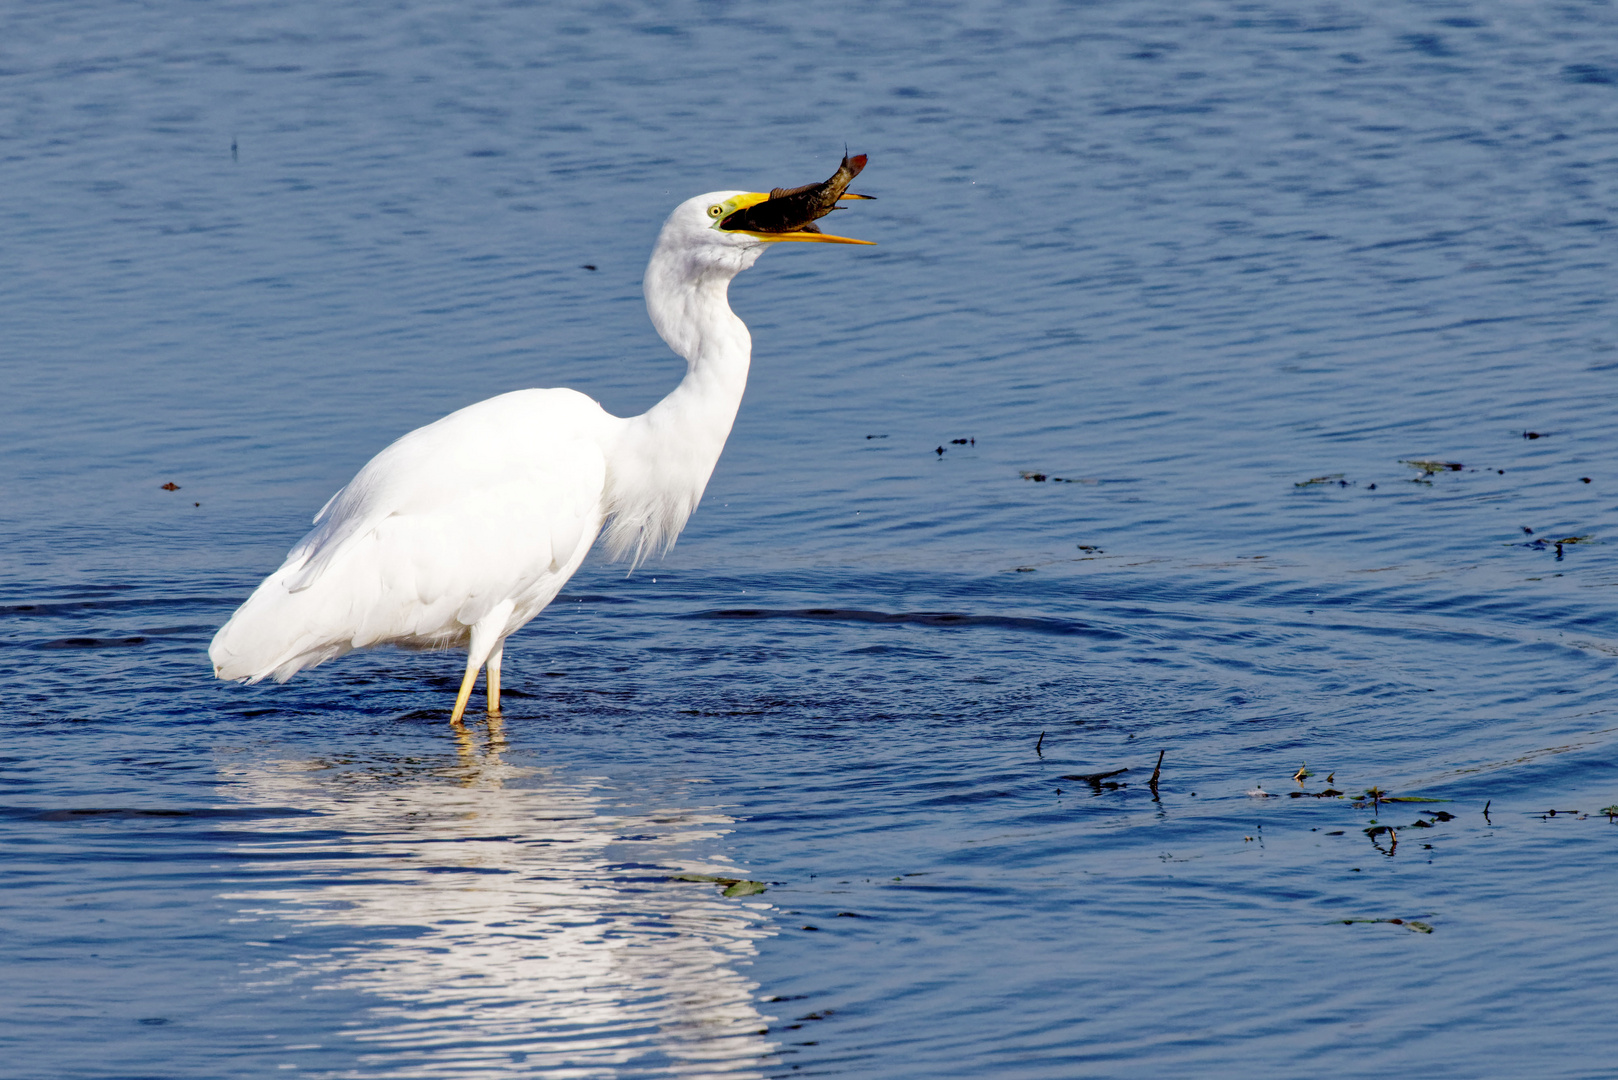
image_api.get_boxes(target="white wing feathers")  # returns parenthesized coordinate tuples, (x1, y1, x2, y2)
(211, 389, 614, 683)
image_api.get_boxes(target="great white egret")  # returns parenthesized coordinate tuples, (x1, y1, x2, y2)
(211, 154, 874, 724)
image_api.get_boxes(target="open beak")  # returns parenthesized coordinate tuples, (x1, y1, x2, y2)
(749, 217, 875, 245)
(719, 153, 876, 245)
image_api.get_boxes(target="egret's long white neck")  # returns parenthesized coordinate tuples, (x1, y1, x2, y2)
(600, 229, 763, 565)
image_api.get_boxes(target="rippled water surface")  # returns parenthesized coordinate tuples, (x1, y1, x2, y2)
(5, 1, 1618, 1076)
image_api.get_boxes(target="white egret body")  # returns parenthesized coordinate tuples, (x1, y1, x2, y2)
(211, 161, 872, 723)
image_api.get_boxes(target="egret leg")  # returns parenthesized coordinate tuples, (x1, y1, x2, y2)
(486, 642, 504, 716)
(449, 601, 515, 726)
(449, 655, 480, 726)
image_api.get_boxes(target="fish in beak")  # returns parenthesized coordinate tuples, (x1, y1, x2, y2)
(719, 152, 875, 244)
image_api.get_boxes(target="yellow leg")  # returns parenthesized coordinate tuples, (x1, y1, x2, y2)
(453, 604, 513, 726)
(449, 659, 479, 726)
(486, 643, 503, 716)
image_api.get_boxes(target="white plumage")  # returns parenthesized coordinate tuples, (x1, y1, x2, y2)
(211, 169, 871, 724)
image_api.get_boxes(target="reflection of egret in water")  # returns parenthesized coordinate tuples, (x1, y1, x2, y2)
(220, 720, 778, 1076)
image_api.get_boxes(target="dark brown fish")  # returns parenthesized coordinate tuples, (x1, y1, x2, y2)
(720, 152, 872, 234)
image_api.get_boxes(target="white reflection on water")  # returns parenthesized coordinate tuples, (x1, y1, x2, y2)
(218, 720, 778, 1077)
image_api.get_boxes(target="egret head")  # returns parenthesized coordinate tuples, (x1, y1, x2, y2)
(650, 154, 873, 296)
(660, 154, 874, 264)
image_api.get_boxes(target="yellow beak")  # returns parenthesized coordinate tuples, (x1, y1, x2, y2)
(753, 229, 875, 245)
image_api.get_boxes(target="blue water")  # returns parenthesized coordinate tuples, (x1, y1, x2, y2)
(4, 1, 1618, 1076)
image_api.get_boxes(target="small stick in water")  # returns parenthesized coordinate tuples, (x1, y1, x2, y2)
(1149, 749, 1165, 790)
(1035, 731, 1045, 756)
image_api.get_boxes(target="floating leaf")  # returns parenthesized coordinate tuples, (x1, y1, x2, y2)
(1400, 459, 1463, 475)
(671, 872, 767, 897)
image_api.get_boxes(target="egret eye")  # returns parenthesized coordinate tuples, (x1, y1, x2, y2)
(708, 204, 725, 219)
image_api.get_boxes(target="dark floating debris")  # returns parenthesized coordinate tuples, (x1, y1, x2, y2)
(1020, 471, 1096, 483)
(160, 482, 180, 491)
(1366, 824, 1399, 853)
(1523, 431, 1544, 439)
(581, 264, 597, 271)
(1295, 474, 1345, 487)
(1338, 917, 1433, 933)
(935, 446, 945, 456)
(1061, 767, 1129, 793)
(38, 636, 147, 650)
(1603, 805, 1618, 822)
(1035, 731, 1045, 756)
(1149, 749, 1165, 794)
(1519, 534, 1592, 558)
(1077, 544, 1103, 553)
(949, 437, 975, 445)
(1581, 476, 1592, 483)
(864, 434, 888, 439)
